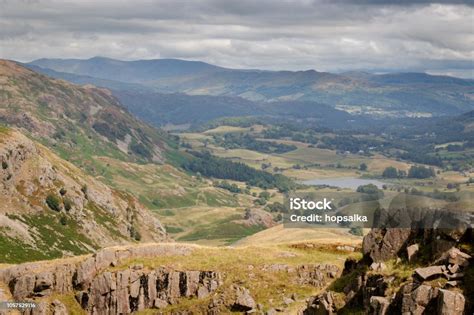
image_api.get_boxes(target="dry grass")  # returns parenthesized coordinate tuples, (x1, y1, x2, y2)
(111, 242, 360, 313)
(234, 225, 362, 247)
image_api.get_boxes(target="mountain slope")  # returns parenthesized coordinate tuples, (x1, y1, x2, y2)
(30, 56, 222, 83)
(0, 60, 175, 165)
(28, 57, 474, 116)
(0, 127, 167, 263)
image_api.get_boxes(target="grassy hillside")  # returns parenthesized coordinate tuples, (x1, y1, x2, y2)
(0, 59, 177, 165)
(0, 128, 168, 263)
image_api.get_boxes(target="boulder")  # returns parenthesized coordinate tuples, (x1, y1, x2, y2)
(370, 262, 387, 272)
(302, 292, 335, 315)
(51, 300, 68, 315)
(400, 284, 438, 314)
(414, 265, 445, 280)
(362, 228, 412, 262)
(232, 287, 256, 312)
(443, 248, 471, 267)
(437, 289, 465, 315)
(406, 244, 419, 262)
(369, 296, 389, 315)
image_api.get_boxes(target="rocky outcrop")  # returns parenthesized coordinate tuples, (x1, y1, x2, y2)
(303, 292, 336, 315)
(0, 130, 168, 260)
(0, 244, 341, 314)
(301, 209, 473, 315)
(0, 244, 193, 300)
(82, 266, 221, 314)
(0, 244, 206, 314)
(362, 228, 412, 262)
(231, 286, 256, 311)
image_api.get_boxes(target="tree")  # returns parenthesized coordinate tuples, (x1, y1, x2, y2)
(382, 166, 398, 178)
(408, 166, 435, 179)
(359, 163, 368, 171)
(259, 191, 271, 201)
(349, 226, 363, 236)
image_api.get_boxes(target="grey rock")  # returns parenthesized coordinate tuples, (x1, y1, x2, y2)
(283, 297, 294, 305)
(445, 280, 461, 287)
(363, 228, 411, 262)
(266, 309, 277, 315)
(446, 272, 464, 280)
(370, 262, 387, 272)
(447, 264, 460, 274)
(232, 286, 256, 312)
(51, 300, 68, 315)
(406, 244, 419, 262)
(369, 296, 389, 315)
(437, 289, 465, 315)
(414, 265, 445, 280)
(303, 292, 335, 315)
(401, 284, 438, 314)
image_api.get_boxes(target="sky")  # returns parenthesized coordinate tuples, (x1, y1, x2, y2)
(0, 0, 473, 78)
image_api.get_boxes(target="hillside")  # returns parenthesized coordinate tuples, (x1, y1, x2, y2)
(0, 60, 175, 165)
(28, 57, 474, 117)
(0, 128, 168, 263)
(0, 60, 281, 248)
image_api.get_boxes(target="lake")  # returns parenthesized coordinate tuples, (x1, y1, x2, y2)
(302, 177, 386, 190)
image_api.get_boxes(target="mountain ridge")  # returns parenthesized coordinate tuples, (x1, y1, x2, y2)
(27, 57, 474, 117)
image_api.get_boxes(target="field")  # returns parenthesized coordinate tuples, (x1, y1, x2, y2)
(175, 124, 474, 237)
(179, 127, 419, 181)
(234, 224, 363, 247)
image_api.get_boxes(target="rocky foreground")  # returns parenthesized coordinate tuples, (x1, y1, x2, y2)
(0, 243, 343, 314)
(302, 211, 473, 315)
(0, 209, 472, 314)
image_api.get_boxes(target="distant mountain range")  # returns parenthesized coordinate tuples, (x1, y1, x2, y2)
(25, 57, 474, 126)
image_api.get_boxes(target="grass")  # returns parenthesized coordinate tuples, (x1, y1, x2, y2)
(0, 213, 98, 263)
(178, 220, 265, 244)
(235, 224, 362, 247)
(108, 243, 358, 313)
(157, 206, 252, 245)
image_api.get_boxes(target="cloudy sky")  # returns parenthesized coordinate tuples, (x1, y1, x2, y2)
(0, 0, 473, 77)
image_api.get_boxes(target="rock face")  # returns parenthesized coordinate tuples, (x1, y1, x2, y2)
(362, 228, 412, 262)
(303, 292, 336, 315)
(0, 244, 213, 314)
(83, 267, 221, 314)
(302, 211, 473, 315)
(0, 244, 341, 314)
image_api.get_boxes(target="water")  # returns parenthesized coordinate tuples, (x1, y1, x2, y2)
(302, 177, 386, 190)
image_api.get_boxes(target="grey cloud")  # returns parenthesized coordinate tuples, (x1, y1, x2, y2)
(0, 0, 472, 78)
